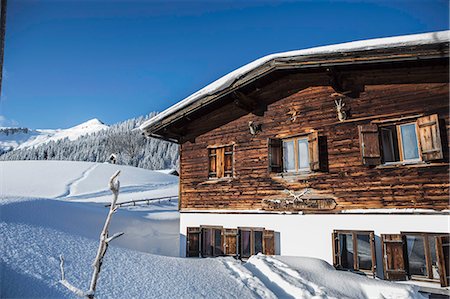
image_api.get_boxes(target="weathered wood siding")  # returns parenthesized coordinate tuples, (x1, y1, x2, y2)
(180, 83, 449, 212)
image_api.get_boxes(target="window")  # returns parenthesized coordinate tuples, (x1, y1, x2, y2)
(269, 130, 320, 173)
(379, 123, 419, 163)
(208, 145, 233, 178)
(283, 137, 310, 172)
(332, 230, 376, 274)
(201, 226, 223, 257)
(381, 233, 449, 286)
(358, 114, 443, 166)
(239, 227, 265, 259)
(187, 226, 275, 259)
(404, 233, 447, 281)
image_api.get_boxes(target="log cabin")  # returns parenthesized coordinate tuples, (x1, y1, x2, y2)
(140, 31, 450, 292)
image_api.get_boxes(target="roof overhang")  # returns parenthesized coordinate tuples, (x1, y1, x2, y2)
(141, 31, 450, 143)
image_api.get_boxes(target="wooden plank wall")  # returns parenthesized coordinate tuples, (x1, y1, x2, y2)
(180, 83, 449, 212)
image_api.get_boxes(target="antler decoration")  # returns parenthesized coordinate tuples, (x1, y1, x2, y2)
(287, 108, 300, 122)
(283, 188, 311, 203)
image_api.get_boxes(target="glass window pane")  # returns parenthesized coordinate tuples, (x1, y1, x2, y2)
(400, 124, 419, 160)
(357, 234, 372, 270)
(283, 140, 295, 172)
(214, 229, 223, 256)
(241, 230, 251, 258)
(202, 229, 213, 257)
(381, 128, 396, 162)
(339, 233, 354, 270)
(297, 138, 310, 170)
(406, 235, 428, 276)
(429, 236, 440, 279)
(254, 231, 263, 254)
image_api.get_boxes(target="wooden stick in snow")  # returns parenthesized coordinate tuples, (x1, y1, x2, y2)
(59, 170, 124, 299)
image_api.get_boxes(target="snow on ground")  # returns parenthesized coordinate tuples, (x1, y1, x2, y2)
(1, 160, 424, 298)
(0, 160, 178, 202)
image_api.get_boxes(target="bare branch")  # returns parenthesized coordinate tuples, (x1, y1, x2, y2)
(60, 280, 86, 297)
(58, 171, 124, 299)
(59, 255, 65, 281)
(106, 232, 124, 243)
(59, 255, 86, 297)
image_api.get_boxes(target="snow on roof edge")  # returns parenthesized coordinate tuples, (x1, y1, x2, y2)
(140, 30, 450, 132)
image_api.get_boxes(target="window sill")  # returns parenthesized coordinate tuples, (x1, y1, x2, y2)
(271, 171, 319, 180)
(199, 177, 234, 185)
(376, 161, 447, 169)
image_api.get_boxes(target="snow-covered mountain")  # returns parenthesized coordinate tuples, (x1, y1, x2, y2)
(0, 118, 108, 153)
(0, 113, 179, 171)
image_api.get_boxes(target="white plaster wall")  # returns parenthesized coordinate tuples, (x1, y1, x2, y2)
(179, 212, 450, 278)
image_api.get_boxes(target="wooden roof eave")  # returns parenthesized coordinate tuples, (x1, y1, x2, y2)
(144, 44, 449, 142)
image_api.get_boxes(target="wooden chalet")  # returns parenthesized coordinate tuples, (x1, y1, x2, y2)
(141, 31, 450, 292)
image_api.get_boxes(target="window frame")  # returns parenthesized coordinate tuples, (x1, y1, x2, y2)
(282, 136, 310, 173)
(238, 227, 265, 259)
(207, 144, 234, 179)
(379, 121, 422, 165)
(401, 231, 448, 282)
(333, 230, 376, 275)
(200, 225, 224, 258)
(396, 122, 421, 163)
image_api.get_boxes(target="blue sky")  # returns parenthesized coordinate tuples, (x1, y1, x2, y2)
(1, 0, 448, 129)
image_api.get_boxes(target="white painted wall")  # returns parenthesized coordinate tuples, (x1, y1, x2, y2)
(179, 212, 449, 278)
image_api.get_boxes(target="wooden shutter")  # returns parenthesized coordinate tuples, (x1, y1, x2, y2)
(186, 227, 201, 257)
(224, 229, 238, 256)
(216, 147, 225, 178)
(332, 232, 341, 268)
(358, 124, 381, 166)
(268, 138, 283, 173)
(381, 234, 408, 281)
(436, 235, 450, 287)
(417, 114, 443, 161)
(369, 232, 377, 275)
(308, 130, 320, 171)
(208, 149, 217, 178)
(263, 230, 275, 255)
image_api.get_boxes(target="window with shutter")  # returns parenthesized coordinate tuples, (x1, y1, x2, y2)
(358, 124, 381, 166)
(268, 138, 283, 173)
(402, 232, 448, 283)
(333, 230, 376, 275)
(270, 131, 323, 173)
(208, 145, 234, 178)
(263, 230, 275, 255)
(381, 234, 408, 281)
(186, 227, 201, 257)
(416, 114, 443, 161)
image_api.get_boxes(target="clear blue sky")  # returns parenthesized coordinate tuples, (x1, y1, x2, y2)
(1, 0, 448, 129)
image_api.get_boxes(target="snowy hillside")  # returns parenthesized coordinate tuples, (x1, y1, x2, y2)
(0, 119, 108, 152)
(0, 113, 179, 171)
(1, 161, 424, 298)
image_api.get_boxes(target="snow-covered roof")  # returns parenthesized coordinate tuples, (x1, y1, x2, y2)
(140, 30, 449, 134)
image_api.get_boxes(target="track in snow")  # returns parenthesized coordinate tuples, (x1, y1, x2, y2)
(56, 164, 99, 198)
